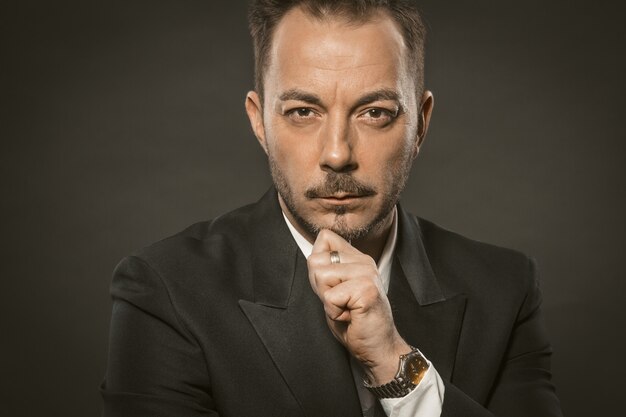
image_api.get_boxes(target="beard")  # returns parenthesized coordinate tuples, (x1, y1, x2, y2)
(268, 151, 413, 242)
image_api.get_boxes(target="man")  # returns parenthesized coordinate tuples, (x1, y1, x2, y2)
(102, 1, 562, 416)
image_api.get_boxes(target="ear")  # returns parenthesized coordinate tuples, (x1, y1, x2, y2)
(412, 90, 434, 159)
(245, 90, 268, 154)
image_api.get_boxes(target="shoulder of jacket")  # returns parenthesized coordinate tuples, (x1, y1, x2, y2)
(413, 215, 536, 296)
(126, 201, 259, 274)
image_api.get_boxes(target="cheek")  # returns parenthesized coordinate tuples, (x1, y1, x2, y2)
(357, 134, 413, 171)
(266, 144, 312, 195)
(266, 124, 321, 172)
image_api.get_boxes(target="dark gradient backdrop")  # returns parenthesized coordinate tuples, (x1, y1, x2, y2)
(2, 1, 624, 416)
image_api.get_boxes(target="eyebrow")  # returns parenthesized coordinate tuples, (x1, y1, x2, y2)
(353, 88, 402, 110)
(278, 87, 404, 111)
(279, 89, 323, 107)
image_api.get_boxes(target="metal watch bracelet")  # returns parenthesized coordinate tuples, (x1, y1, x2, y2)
(363, 346, 429, 399)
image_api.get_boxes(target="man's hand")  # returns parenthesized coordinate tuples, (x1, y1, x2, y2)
(307, 229, 411, 385)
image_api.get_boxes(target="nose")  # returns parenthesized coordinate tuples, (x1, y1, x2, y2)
(318, 115, 357, 173)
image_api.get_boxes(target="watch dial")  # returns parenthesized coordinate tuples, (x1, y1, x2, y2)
(407, 355, 429, 385)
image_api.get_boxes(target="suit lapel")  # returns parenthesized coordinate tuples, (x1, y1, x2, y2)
(388, 205, 467, 381)
(239, 190, 362, 416)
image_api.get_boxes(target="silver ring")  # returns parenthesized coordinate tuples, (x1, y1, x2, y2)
(330, 251, 341, 264)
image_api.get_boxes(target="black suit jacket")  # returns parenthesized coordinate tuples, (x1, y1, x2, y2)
(102, 189, 562, 416)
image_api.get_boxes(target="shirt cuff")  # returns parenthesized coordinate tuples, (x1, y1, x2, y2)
(379, 356, 445, 417)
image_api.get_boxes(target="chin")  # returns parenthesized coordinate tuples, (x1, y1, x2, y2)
(312, 212, 379, 242)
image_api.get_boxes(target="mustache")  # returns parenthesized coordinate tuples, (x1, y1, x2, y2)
(305, 173, 376, 199)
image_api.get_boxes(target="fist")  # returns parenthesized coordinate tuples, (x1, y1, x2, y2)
(307, 229, 410, 384)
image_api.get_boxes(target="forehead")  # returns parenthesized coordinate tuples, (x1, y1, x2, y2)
(265, 7, 413, 99)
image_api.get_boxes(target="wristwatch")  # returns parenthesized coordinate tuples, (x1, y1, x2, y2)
(363, 346, 430, 398)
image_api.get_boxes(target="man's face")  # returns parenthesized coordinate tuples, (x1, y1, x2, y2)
(246, 8, 432, 242)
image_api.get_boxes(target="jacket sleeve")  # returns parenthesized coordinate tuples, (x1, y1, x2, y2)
(101, 255, 218, 417)
(441, 258, 562, 417)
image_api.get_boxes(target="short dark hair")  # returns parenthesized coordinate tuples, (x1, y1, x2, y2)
(248, 0, 427, 99)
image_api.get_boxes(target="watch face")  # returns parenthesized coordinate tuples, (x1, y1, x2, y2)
(405, 354, 429, 385)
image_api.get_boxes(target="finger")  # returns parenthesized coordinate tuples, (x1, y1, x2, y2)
(321, 278, 383, 320)
(309, 263, 379, 294)
(307, 250, 373, 269)
(311, 229, 361, 255)
(307, 264, 342, 295)
(319, 281, 352, 322)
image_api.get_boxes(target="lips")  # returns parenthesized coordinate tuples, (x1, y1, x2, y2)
(315, 193, 374, 208)
(319, 193, 364, 200)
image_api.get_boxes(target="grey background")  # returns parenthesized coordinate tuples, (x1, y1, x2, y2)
(1, 1, 624, 416)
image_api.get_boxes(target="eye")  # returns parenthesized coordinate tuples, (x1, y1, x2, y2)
(287, 107, 317, 120)
(367, 109, 386, 118)
(359, 107, 398, 126)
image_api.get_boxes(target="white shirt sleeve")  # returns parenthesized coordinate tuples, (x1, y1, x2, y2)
(379, 357, 445, 417)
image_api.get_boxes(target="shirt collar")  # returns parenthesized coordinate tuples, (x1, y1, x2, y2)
(281, 206, 398, 293)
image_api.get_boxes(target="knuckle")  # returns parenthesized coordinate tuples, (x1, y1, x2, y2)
(361, 282, 381, 304)
(307, 253, 324, 268)
(322, 289, 336, 305)
(366, 284, 380, 299)
(318, 229, 331, 239)
(315, 268, 331, 282)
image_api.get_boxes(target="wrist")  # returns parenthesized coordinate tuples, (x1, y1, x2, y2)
(364, 339, 412, 385)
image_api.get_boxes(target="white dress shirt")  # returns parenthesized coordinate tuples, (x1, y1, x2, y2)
(282, 207, 445, 416)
